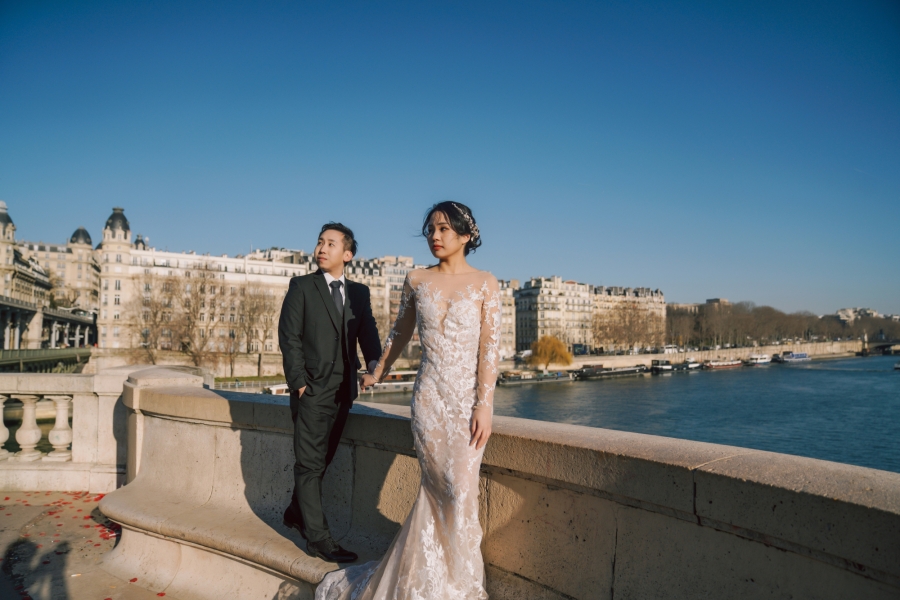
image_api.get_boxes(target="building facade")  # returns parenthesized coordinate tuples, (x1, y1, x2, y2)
(592, 286, 666, 351)
(514, 276, 593, 353)
(19, 227, 101, 312)
(498, 279, 519, 360)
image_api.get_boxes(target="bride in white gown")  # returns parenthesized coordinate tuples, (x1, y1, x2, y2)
(316, 202, 501, 600)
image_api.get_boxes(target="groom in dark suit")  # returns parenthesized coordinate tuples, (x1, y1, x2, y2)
(278, 222, 381, 562)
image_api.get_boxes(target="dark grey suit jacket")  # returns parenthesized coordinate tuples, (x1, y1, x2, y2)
(278, 270, 381, 401)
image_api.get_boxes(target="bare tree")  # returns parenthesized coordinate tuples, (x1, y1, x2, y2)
(125, 271, 178, 365)
(171, 269, 221, 367)
(240, 285, 281, 376)
(48, 274, 79, 309)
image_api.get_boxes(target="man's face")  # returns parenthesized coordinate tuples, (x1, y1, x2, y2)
(315, 229, 353, 273)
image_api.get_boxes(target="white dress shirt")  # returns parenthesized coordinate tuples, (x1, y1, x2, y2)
(323, 271, 378, 374)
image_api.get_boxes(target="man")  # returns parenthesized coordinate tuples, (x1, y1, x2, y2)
(278, 222, 381, 562)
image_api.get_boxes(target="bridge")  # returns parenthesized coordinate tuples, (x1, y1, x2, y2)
(0, 347, 92, 373)
(0, 294, 96, 351)
(863, 339, 900, 355)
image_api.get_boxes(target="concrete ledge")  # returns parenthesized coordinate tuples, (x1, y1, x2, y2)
(100, 375, 900, 599)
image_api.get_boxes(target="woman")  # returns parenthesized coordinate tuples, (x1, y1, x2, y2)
(316, 201, 501, 600)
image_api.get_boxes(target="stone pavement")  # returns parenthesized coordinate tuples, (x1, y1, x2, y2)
(1, 492, 170, 600)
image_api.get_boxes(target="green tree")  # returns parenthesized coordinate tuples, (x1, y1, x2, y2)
(528, 335, 573, 371)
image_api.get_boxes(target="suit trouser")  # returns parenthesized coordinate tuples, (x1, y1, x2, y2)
(289, 370, 353, 544)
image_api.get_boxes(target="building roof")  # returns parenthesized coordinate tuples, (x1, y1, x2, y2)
(104, 207, 130, 233)
(0, 201, 13, 227)
(70, 226, 92, 245)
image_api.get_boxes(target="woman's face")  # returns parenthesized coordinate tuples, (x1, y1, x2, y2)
(426, 211, 470, 260)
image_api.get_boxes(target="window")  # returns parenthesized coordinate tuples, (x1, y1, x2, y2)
(114, 280, 121, 290)
(114, 295, 120, 305)
(116, 254, 122, 263)
(113, 327, 120, 337)
(114, 313, 119, 320)
(200, 314, 205, 321)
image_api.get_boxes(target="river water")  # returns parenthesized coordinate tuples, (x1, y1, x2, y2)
(373, 354, 900, 474)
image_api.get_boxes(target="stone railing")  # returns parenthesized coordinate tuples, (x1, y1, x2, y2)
(0, 365, 155, 492)
(97, 368, 900, 599)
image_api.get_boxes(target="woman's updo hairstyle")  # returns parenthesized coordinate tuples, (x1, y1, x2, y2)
(421, 201, 482, 256)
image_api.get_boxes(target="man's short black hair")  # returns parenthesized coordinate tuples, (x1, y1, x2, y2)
(319, 222, 358, 257)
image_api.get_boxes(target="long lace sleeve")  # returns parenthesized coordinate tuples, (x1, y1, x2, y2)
(474, 275, 501, 409)
(372, 275, 417, 382)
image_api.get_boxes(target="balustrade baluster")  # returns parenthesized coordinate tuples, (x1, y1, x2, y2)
(12, 394, 43, 462)
(0, 394, 9, 460)
(43, 395, 73, 462)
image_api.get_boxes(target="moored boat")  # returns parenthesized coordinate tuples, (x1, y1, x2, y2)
(672, 359, 700, 372)
(348, 370, 419, 394)
(498, 370, 573, 385)
(651, 360, 674, 374)
(775, 352, 811, 363)
(574, 364, 648, 380)
(745, 354, 771, 365)
(702, 359, 743, 370)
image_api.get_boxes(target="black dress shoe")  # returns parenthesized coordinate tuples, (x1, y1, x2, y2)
(306, 538, 358, 563)
(282, 507, 307, 540)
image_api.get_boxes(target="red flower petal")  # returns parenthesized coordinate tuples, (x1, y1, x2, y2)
(130, 578, 138, 583)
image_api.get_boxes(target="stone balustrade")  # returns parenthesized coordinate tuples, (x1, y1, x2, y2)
(98, 367, 900, 600)
(0, 365, 158, 492)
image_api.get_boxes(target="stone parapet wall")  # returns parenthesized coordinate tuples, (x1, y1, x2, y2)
(0, 365, 155, 492)
(99, 367, 900, 599)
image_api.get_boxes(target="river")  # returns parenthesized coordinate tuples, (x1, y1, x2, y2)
(372, 354, 900, 474)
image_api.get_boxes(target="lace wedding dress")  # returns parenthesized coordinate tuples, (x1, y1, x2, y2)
(316, 268, 502, 600)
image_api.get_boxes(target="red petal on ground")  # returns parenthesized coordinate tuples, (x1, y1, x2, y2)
(83, 516, 91, 519)
(157, 594, 165, 597)
(94, 544, 101, 547)
(3, 497, 8, 500)
(53, 534, 59, 537)
(83, 525, 91, 528)
(130, 578, 138, 582)
(22, 534, 29, 537)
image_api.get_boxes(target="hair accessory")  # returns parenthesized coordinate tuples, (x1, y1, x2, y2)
(451, 202, 480, 240)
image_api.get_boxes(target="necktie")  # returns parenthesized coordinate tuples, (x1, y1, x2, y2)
(330, 280, 343, 314)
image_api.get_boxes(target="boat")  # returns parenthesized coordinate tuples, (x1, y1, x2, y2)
(498, 370, 573, 385)
(745, 354, 771, 365)
(775, 352, 811, 363)
(574, 364, 648, 380)
(263, 383, 290, 395)
(702, 359, 743, 370)
(672, 359, 700, 372)
(650, 360, 674, 374)
(894, 361, 900, 371)
(362, 370, 418, 393)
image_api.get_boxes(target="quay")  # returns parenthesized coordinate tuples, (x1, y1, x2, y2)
(1, 366, 899, 599)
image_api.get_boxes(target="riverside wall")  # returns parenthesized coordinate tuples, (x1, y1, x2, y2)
(512, 339, 863, 372)
(98, 367, 899, 600)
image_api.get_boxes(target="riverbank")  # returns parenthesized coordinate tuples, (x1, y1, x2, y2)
(500, 339, 862, 372)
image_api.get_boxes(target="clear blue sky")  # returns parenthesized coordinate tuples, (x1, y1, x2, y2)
(2, 1, 898, 314)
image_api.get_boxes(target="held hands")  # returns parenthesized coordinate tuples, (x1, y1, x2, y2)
(360, 373, 377, 391)
(469, 406, 492, 450)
